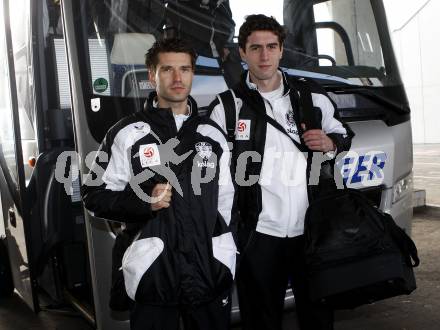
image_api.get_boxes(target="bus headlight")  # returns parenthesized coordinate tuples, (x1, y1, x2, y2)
(392, 174, 413, 204)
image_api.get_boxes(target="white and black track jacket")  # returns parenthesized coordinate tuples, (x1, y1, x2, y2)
(82, 94, 237, 306)
(209, 70, 353, 243)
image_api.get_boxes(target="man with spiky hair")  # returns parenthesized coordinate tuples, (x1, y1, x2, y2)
(82, 38, 237, 330)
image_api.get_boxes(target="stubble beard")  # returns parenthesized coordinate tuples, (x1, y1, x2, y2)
(160, 84, 191, 104)
(250, 67, 278, 84)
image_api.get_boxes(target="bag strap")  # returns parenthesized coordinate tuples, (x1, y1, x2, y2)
(218, 89, 237, 142)
(219, 76, 318, 151)
(385, 214, 420, 267)
(289, 77, 320, 130)
(234, 83, 307, 152)
(258, 111, 304, 151)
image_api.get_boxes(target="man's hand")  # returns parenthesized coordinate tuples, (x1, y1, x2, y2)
(151, 183, 172, 211)
(301, 124, 335, 152)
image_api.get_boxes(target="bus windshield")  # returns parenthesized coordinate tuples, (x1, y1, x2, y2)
(72, 0, 400, 97)
(66, 0, 409, 135)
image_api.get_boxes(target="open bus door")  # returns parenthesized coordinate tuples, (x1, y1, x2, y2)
(1, 0, 94, 318)
(0, 0, 39, 310)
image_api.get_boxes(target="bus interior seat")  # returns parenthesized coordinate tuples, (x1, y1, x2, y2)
(110, 33, 156, 97)
(121, 69, 153, 98)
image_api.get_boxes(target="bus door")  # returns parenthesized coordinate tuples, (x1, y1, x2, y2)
(60, 0, 140, 327)
(0, 0, 39, 310)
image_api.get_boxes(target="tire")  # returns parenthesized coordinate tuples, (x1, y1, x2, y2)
(0, 237, 14, 297)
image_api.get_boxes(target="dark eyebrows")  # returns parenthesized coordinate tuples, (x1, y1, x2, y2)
(160, 65, 173, 71)
(249, 42, 280, 49)
(159, 65, 193, 71)
(267, 42, 279, 48)
(249, 43, 262, 49)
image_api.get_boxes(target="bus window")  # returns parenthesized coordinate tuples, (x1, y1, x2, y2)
(9, 0, 38, 185)
(230, 0, 283, 31)
(0, 2, 19, 189)
(313, 0, 384, 78)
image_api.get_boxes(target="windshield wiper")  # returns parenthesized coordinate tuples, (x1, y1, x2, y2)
(327, 87, 410, 115)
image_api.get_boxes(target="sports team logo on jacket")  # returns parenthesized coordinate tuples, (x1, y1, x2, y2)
(139, 143, 161, 167)
(286, 110, 298, 136)
(195, 142, 212, 160)
(236, 119, 251, 140)
(144, 147, 155, 158)
(195, 142, 215, 169)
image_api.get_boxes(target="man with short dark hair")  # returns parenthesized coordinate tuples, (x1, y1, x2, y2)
(209, 14, 353, 330)
(82, 38, 237, 330)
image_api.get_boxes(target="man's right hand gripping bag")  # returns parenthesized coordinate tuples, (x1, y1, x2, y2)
(304, 188, 419, 309)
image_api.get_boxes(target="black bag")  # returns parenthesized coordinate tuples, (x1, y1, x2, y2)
(109, 228, 140, 311)
(0, 236, 14, 297)
(166, 0, 235, 57)
(304, 188, 419, 309)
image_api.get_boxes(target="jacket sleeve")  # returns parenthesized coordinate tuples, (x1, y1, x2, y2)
(216, 131, 239, 238)
(196, 120, 239, 236)
(81, 128, 155, 223)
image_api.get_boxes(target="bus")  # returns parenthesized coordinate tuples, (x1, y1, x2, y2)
(0, 0, 413, 329)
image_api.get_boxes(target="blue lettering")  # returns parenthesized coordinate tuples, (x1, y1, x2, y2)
(341, 152, 387, 185)
(342, 157, 355, 185)
(368, 153, 386, 180)
(351, 155, 370, 184)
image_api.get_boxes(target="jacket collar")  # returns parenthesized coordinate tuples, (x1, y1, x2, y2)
(144, 91, 198, 118)
(243, 69, 291, 97)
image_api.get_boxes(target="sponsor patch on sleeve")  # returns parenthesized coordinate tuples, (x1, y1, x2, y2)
(139, 143, 161, 167)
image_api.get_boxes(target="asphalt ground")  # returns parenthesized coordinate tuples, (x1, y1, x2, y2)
(413, 144, 440, 207)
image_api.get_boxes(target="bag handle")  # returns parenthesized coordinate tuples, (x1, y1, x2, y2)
(385, 213, 420, 267)
(352, 189, 420, 268)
